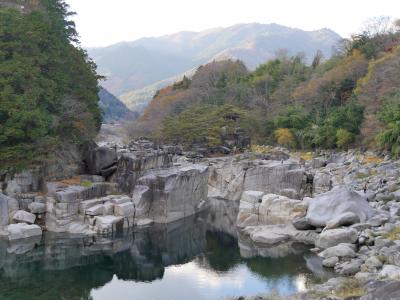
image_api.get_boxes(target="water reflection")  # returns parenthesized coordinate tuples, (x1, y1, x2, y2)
(0, 213, 326, 300)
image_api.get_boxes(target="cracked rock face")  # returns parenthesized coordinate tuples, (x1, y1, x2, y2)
(116, 151, 172, 194)
(132, 164, 209, 223)
(237, 192, 306, 228)
(208, 157, 306, 202)
(85, 147, 118, 176)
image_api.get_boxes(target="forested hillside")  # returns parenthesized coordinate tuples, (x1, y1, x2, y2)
(0, 0, 102, 168)
(98, 88, 137, 123)
(133, 18, 400, 155)
(88, 24, 341, 112)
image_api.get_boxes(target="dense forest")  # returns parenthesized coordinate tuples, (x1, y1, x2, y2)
(0, 0, 102, 169)
(133, 18, 400, 155)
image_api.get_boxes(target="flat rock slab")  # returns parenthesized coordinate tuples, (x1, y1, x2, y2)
(316, 228, 358, 249)
(6, 223, 42, 240)
(319, 244, 356, 258)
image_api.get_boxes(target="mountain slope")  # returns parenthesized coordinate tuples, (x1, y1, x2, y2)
(98, 88, 137, 123)
(88, 23, 341, 111)
(132, 25, 400, 153)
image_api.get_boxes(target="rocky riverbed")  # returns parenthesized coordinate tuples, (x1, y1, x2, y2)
(2, 140, 400, 299)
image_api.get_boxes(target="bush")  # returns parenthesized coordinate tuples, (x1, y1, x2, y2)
(336, 128, 354, 149)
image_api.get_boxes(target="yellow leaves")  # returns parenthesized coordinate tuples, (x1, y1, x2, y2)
(73, 121, 86, 132)
(274, 128, 295, 148)
(361, 155, 383, 165)
(251, 144, 272, 154)
(299, 152, 313, 161)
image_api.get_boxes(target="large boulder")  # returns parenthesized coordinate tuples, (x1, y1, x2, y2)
(316, 228, 358, 249)
(379, 265, 400, 279)
(12, 210, 36, 224)
(28, 202, 46, 214)
(325, 212, 360, 229)
(85, 146, 117, 176)
(306, 186, 373, 227)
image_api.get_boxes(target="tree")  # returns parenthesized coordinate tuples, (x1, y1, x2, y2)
(274, 128, 295, 148)
(312, 50, 324, 69)
(0, 1, 101, 168)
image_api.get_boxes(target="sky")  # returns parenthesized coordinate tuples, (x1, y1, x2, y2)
(66, 0, 400, 47)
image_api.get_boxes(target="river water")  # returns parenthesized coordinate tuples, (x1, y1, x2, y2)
(0, 213, 331, 300)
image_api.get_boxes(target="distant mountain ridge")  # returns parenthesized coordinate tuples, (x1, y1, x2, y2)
(88, 23, 341, 112)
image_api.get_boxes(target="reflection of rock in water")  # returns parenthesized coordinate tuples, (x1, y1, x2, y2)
(207, 197, 239, 238)
(237, 232, 334, 281)
(303, 253, 335, 281)
(237, 231, 308, 258)
(0, 214, 207, 300)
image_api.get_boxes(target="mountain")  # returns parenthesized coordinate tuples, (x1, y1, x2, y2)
(98, 88, 137, 123)
(88, 23, 342, 112)
(133, 25, 400, 153)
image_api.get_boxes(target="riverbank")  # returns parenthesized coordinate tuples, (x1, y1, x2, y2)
(1, 140, 400, 299)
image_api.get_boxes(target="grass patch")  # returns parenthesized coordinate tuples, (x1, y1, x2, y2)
(334, 278, 365, 299)
(251, 144, 272, 154)
(58, 177, 93, 188)
(80, 181, 93, 188)
(356, 173, 370, 179)
(361, 155, 383, 165)
(59, 176, 82, 186)
(299, 152, 314, 161)
(383, 227, 400, 241)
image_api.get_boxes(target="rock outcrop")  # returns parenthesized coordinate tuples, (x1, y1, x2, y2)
(237, 191, 306, 228)
(116, 151, 172, 193)
(0, 194, 9, 231)
(132, 164, 209, 223)
(84, 146, 118, 177)
(208, 155, 306, 201)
